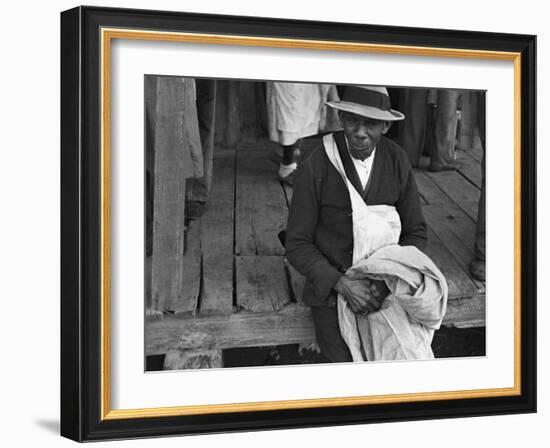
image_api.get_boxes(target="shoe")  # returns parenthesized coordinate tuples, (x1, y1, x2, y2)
(278, 170, 295, 186)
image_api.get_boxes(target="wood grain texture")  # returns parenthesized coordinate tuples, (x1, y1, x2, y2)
(146, 304, 316, 353)
(163, 349, 223, 370)
(150, 77, 189, 312)
(236, 255, 290, 312)
(425, 169, 480, 220)
(235, 149, 287, 255)
(424, 203, 485, 294)
(463, 131, 484, 163)
(424, 227, 479, 300)
(200, 150, 235, 314)
(145, 294, 485, 355)
(456, 149, 482, 188)
(442, 295, 486, 328)
(168, 218, 201, 314)
(414, 170, 449, 205)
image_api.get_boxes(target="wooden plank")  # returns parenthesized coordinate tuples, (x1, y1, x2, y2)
(150, 77, 191, 312)
(146, 295, 484, 355)
(414, 170, 449, 205)
(424, 204, 485, 294)
(163, 349, 223, 370)
(235, 149, 288, 255)
(463, 126, 484, 162)
(236, 255, 290, 312)
(146, 304, 315, 353)
(167, 218, 201, 314)
(425, 170, 480, 220)
(442, 295, 486, 328)
(456, 149, 482, 189)
(424, 204, 476, 263)
(200, 150, 235, 314)
(424, 227, 479, 300)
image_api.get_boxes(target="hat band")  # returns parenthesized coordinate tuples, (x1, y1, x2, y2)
(342, 87, 391, 112)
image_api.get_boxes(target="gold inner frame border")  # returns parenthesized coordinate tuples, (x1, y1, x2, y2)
(99, 27, 522, 421)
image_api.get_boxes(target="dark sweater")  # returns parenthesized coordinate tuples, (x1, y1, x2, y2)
(285, 131, 427, 307)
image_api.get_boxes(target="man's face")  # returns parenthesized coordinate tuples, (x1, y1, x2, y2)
(340, 111, 390, 160)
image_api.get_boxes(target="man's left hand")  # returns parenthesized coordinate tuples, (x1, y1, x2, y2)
(368, 279, 390, 304)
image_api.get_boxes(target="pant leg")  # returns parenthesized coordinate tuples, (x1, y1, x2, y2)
(457, 90, 479, 151)
(186, 78, 217, 203)
(430, 89, 460, 170)
(310, 305, 353, 363)
(394, 88, 429, 168)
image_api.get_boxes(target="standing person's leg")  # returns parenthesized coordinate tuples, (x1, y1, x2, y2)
(310, 306, 353, 363)
(470, 92, 486, 281)
(430, 89, 461, 171)
(278, 140, 302, 185)
(457, 90, 479, 152)
(186, 78, 217, 217)
(394, 88, 429, 168)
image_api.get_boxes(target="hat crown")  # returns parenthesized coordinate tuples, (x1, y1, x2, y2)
(342, 86, 391, 112)
(326, 85, 404, 121)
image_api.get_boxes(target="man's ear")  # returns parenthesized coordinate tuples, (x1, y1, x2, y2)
(381, 121, 391, 134)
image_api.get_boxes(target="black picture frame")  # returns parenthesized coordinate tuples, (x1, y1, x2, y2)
(61, 5, 536, 442)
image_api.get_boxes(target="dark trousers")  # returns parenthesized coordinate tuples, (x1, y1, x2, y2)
(186, 78, 217, 203)
(474, 94, 486, 262)
(393, 88, 429, 168)
(311, 305, 352, 363)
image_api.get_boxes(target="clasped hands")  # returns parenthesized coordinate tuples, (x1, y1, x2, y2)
(334, 274, 389, 315)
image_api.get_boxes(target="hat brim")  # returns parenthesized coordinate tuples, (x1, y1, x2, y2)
(326, 100, 405, 121)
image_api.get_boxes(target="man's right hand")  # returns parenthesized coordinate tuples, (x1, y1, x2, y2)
(334, 275, 382, 315)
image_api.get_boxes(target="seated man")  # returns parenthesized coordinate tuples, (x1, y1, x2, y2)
(285, 85, 427, 362)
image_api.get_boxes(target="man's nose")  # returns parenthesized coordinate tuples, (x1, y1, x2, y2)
(354, 122, 369, 138)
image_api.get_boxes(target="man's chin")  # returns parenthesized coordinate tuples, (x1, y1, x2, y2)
(350, 146, 374, 156)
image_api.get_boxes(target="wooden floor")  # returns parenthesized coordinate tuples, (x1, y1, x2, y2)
(146, 137, 486, 356)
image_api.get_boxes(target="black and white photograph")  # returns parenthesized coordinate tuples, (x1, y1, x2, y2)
(55, 3, 537, 443)
(144, 77, 486, 371)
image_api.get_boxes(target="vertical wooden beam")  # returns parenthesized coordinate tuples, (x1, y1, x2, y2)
(150, 77, 190, 312)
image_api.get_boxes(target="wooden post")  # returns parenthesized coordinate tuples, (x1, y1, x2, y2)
(163, 349, 223, 370)
(150, 77, 196, 312)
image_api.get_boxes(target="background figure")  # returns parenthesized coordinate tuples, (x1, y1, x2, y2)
(186, 78, 217, 219)
(470, 93, 486, 281)
(391, 87, 430, 168)
(266, 82, 340, 184)
(430, 89, 462, 171)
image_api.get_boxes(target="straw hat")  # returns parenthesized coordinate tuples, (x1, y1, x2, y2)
(327, 85, 405, 121)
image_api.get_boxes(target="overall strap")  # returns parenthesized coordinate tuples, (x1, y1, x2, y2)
(322, 134, 369, 214)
